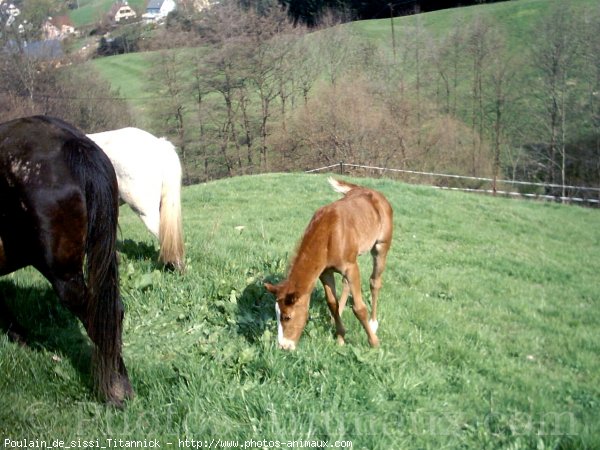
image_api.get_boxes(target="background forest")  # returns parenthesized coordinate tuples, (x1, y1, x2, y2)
(1, 0, 599, 200)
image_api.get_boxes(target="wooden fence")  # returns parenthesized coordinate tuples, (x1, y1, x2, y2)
(306, 162, 600, 206)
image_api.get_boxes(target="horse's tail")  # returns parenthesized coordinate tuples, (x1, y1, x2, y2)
(328, 177, 362, 195)
(158, 138, 185, 271)
(59, 119, 127, 403)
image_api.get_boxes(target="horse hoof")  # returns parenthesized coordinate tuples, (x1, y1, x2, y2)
(106, 375, 134, 408)
(336, 335, 345, 346)
(164, 261, 185, 273)
(7, 330, 28, 347)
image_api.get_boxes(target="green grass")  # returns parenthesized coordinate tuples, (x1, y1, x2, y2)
(89, 53, 155, 128)
(1, 174, 599, 448)
(352, 0, 598, 48)
(69, 0, 146, 28)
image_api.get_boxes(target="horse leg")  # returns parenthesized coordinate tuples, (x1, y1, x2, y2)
(345, 263, 379, 347)
(319, 270, 346, 345)
(51, 272, 89, 325)
(138, 209, 160, 239)
(338, 278, 351, 316)
(51, 271, 132, 406)
(368, 241, 391, 334)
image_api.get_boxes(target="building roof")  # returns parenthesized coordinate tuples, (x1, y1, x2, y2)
(146, 0, 164, 9)
(49, 15, 73, 28)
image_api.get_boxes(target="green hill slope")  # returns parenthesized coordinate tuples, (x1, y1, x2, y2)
(87, 0, 599, 188)
(352, 0, 598, 45)
(69, 0, 146, 27)
(1, 173, 599, 448)
(89, 52, 155, 128)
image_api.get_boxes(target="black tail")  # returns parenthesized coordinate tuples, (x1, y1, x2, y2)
(52, 117, 123, 400)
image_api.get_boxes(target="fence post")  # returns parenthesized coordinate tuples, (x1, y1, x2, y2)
(339, 161, 344, 175)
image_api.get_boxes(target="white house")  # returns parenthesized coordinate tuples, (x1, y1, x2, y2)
(1, 2, 20, 27)
(110, 2, 137, 22)
(42, 16, 76, 40)
(142, 0, 176, 22)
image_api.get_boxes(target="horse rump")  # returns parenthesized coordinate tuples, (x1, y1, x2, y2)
(0, 115, 133, 406)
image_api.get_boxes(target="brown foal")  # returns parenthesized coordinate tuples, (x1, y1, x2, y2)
(265, 178, 393, 350)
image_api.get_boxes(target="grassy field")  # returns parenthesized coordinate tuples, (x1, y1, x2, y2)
(69, 0, 146, 28)
(1, 173, 599, 449)
(89, 52, 156, 129)
(352, 0, 599, 47)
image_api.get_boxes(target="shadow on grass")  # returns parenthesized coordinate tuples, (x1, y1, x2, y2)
(0, 279, 94, 391)
(117, 239, 159, 264)
(235, 273, 335, 346)
(236, 274, 280, 344)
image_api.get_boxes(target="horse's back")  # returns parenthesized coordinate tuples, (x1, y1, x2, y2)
(88, 127, 179, 208)
(333, 187, 393, 241)
(88, 127, 179, 170)
(326, 183, 393, 255)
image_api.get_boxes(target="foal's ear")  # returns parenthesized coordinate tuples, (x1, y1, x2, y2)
(264, 283, 278, 295)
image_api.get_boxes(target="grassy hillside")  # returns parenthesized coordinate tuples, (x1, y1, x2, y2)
(352, 0, 599, 46)
(88, 0, 599, 170)
(1, 174, 599, 448)
(90, 52, 155, 128)
(69, 0, 146, 28)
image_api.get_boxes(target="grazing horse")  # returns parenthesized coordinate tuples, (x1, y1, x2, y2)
(265, 178, 393, 350)
(87, 128, 185, 271)
(0, 115, 133, 406)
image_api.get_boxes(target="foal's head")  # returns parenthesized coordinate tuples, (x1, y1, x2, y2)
(264, 281, 310, 351)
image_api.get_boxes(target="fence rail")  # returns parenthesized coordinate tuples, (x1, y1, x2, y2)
(306, 162, 600, 205)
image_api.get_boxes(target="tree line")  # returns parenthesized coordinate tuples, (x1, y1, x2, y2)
(144, 0, 599, 198)
(1, 0, 599, 199)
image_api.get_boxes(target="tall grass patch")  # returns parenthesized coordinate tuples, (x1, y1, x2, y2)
(1, 174, 599, 448)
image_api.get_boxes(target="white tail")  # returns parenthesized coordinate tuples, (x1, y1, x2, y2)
(158, 138, 185, 271)
(328, 177, 358, 195)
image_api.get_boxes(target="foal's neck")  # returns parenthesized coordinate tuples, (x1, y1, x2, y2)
(287, 240, 327, 294)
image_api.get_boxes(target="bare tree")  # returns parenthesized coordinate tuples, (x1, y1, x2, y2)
(485, 32, 512, 193)
(244, 5, 296, 170)
(465, 15, 495, 175)
(532, 5, 580, 196)
(291, 35, 321, 107)
(316, 15, 357, 87)
(0, 26, 48, 113)
(149, 50, 190, 181)
(432, 17, 466, 116)
(581, 5, 600, 197)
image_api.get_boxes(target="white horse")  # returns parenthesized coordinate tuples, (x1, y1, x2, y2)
(88, 127, 185, 271)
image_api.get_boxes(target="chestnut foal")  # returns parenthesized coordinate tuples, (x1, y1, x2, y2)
(265, 178, 393, 350)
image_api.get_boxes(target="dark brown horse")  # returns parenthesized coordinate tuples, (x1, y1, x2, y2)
(0, 116, 133, 406)
(265, 178, 393, 350)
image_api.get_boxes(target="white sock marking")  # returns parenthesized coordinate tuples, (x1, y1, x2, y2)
(369, 319, 379, 334)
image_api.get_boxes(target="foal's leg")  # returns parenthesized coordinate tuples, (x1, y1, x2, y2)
(345, 263, 379, 347)
(338, 278, 351, 316)
(369, 241, 391, 334)
(319, 270, 346, 345)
